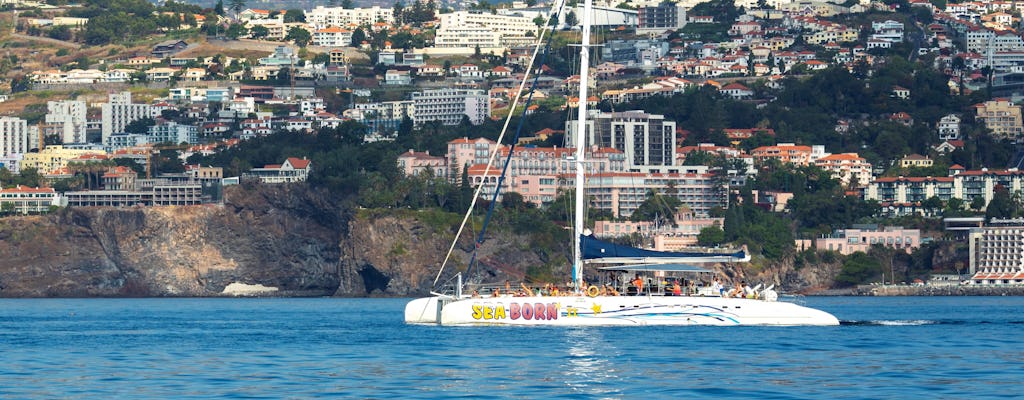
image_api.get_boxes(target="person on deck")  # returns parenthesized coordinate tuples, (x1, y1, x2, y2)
(713, 277, 724, 297)
(672, 280, 682, 296)
(632, 275, 644, 296)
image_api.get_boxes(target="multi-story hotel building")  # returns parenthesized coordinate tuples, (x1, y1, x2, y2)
(750, 143, 826, 166)
(433, 26, 501, 49)
(968, 218, 1024, 285)
(313, 26, 353, 47)
(565, 110, 676, 172)
(574, 166, 726, 218)
(465, 146, 628, 206)
(973, 98, 1023, 141)
(438, 11, 536, 37)
(865, 168, 1024, 216)
(815, 225, 921, 255)
(411, 89, 490, 126)
(636, 2, 687, 34)
(0, 116, 35, 157)
(305, 6, 394, 29)
(46, 100, 87, 144)
(101, 92, 152, 145)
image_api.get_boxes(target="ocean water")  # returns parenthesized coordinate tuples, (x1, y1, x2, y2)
(0, 296, 1020, 399)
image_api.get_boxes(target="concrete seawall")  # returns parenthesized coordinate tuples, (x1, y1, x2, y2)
(849, 285, 1024, 296)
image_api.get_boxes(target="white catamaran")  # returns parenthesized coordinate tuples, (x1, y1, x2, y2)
(405, 0, 839, 326)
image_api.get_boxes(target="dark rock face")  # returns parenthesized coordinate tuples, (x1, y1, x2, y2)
(0, 184, 344, 297)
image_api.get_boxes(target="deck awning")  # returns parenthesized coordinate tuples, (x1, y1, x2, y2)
(596, 264, 712, 273)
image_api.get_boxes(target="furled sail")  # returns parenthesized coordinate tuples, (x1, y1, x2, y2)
(581, 235, 750, 264)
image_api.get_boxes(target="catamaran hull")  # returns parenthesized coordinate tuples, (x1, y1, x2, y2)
(406, 295, 839, 326)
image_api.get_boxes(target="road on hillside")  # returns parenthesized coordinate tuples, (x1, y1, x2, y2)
(198, 38, 369, 62)
(8, 33, 80, 49)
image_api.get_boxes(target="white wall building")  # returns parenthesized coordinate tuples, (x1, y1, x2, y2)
(938, 114, 961, 141)
(438, 11, 537, 37)
(46, 100, 88, 144)
(411, 89, 490, 126)
(0, 117, 35, 157)
(305, 6, 394, 29)
(101, 92, 152, 144)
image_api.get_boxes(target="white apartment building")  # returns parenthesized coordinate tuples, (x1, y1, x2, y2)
(938, 114, 961, 141)
(0, 117, 35, 157)
(438, 11, 537, 37)
(565, 110, 677, 171)
(411, 89, 490, 126)
(814, 153, 873, 188)
(433, 26, 501, 49)
(305, 6, 394, 30)
(966, 29, 1024, 53)
(313, 26, 353, 47)
(45, 100, 87, 144)
(101, 92, 153, 145)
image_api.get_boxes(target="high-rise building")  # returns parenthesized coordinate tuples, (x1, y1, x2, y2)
(0, 116, 35, 157)
(637, 2, 686, 34)
(566, 110, 676, 170)
(46, 100, 88, 144)
(101, 92, 152, 144)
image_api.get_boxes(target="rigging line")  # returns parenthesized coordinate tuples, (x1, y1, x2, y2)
(465, 3, 567, 283)
(432, 0, 568, 287)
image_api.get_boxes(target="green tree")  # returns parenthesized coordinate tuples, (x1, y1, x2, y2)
(214, 0, 225, 15)
(286, 27, 312, 47)
(283, 9, 305, 23)
(697, 225, 726, 246)
(835, 252, 883, 287)
(630, 190, 682, 225)
(351, 27, 366, 47)
(250, 24, 269, 39)
(564, 10, 578, 27)
(225, 23, 248, 39)
(985, 186, 1019, 220)
(228, 0, 246, 16)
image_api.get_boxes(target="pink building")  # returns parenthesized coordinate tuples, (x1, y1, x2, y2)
(446, 137, 498, 180)
(464, 146, 626, 205)
(397, 149, 446, 177)
(815, 225, 921, 255)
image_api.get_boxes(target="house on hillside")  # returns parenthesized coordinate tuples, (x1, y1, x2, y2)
(152, 40, 189, 58)
(243, 157, 311, 183)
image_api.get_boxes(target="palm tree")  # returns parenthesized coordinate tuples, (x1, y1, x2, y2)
(229, 0, 246, 18)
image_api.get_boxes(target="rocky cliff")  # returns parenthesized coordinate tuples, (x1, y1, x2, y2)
(0, 184, 838, 297)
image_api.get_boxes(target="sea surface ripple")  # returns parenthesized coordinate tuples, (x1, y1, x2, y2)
(0, 296, 1020, 399)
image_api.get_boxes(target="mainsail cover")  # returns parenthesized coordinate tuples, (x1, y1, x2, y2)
(581, 235, 749, 264)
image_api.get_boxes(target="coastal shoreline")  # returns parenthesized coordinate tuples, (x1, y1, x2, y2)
(812, 285, 1024, 296)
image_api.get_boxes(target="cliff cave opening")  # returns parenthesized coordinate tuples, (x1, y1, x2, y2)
(358, 265, 390, 295)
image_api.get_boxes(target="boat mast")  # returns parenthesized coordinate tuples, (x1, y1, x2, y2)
(572, 0, 593, 292)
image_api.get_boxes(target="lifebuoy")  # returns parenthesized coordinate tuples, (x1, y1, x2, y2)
(587, 285, 600, 297)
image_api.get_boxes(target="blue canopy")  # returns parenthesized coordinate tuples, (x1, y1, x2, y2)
(581, 235, 749, 264)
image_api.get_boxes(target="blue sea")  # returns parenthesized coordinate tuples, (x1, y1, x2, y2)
(0, 296, 1020, 399)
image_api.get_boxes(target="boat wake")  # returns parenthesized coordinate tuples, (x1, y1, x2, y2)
(840, 319, 943, 326)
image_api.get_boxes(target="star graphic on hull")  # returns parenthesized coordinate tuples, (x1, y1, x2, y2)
(591, 303, 602, 314)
